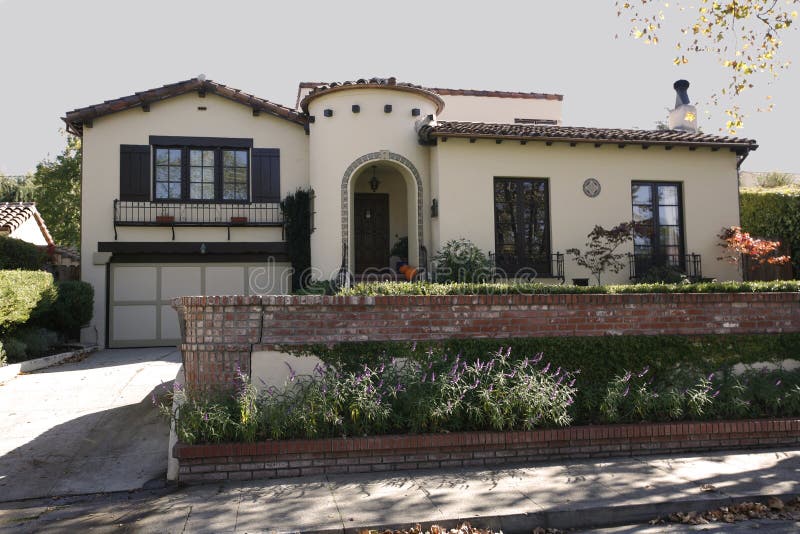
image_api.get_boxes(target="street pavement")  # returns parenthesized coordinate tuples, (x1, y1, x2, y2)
(0, 347, 182, 501)
(0, 448, 797, 532)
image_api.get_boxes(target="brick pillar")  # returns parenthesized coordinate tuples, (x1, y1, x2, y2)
(173, 296, 263, 391)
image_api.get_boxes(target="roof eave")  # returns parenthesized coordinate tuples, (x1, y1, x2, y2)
(425, 131, 757, 153)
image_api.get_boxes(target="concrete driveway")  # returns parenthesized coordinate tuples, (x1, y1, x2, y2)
(0, 347, 182, 501)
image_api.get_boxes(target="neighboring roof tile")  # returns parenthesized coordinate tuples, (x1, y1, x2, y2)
(0, 202, 54, 245)
(418, 120, 758, 153)
(63, 78, 306, 135)
(299, 77, 445, 113)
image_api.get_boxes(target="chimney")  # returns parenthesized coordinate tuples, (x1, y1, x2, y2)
(667, 79, 698, 132)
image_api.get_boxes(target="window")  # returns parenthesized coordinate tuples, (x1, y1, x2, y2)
(493, 177, 551, 276)
(631, 181, 684, 270)
(153, 144, 250, 202)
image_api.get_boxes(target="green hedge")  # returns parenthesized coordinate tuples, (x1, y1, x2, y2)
(337, 280, 800, 296)
(0, 236, 47, 270)
(290, 333, 800, 424)
(740, 186, 800, 271)
(0, 270, 56, 334)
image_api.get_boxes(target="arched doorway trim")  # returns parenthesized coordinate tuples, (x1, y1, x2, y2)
(340, 150, 423, 270)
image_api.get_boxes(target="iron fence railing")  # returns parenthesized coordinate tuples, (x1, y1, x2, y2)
(628, 253, 703, 281)
(113, 199, 283, 239)
(488, 252, 565, 283)
(114, 199, 282, 226)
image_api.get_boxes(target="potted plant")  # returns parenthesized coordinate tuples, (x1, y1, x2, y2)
(390, 236, 409, 270)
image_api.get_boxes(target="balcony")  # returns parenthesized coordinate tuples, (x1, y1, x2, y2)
(488, 252, 565, 283)
(113, 200, 283, 239)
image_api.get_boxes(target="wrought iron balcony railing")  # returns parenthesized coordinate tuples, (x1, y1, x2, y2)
(488, 252, 565, 283)
(113, 199, 283, 239)
(628, 253, 703, 282)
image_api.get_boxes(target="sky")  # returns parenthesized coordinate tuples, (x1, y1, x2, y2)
(0, 0, 798, 175)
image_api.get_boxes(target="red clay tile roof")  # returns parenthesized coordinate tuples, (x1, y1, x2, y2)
(298, 77, 446, 114)
(0, 202, 54, 245)
(297, 79, 561, 110)
(63, 78, 307, 135)
(418, 120, 758, 153)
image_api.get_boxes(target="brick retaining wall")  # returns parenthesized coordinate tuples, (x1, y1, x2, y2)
(173, 293, 800, 389)
(173, 418, 800, 483)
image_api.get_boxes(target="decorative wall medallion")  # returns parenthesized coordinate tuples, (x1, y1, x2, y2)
(583, 178, 601, 198)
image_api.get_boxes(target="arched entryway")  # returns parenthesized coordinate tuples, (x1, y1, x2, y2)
(341, 151, 422, 276)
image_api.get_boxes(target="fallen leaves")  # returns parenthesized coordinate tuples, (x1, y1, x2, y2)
(650, 496, 800, 526)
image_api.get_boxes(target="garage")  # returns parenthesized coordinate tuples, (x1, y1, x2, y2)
(108, 262, 290, 347)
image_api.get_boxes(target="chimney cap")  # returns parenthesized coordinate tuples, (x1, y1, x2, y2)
(673, 79, 690, 91)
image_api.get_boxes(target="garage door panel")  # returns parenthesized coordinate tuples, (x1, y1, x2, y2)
(113, 305, 157, 341)
(248, 265, 290, 295)
(205, 266, 245, 295)
(113, 266, 157, 301)
(110, 262, 289, 347)
(160, 305, 181, 341)
(161, 266, 202, 300)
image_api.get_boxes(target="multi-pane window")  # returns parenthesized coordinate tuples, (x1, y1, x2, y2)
(223, 150, 248, 201)
(631, 182, 684, 268)
(189, 149, 215, 200)
(493, 178, 551, 276)
(154, 148, 182, 199)
(153, 146, 249, 202)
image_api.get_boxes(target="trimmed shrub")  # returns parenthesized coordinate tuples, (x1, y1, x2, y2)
(0, 341, 5, 367)
(4, 327, 59, 362)
(35, 281, 93, 338)
(0, 270, 56, 334)
(280, 189, 313, 291)
(0, 236, 47, 270)
(337, 279, 800, 296)
(432, 239, 492, 283)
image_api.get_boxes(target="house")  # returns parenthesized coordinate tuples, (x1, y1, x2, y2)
(0, 202, 53, 246)
(63, 76, 756, 348)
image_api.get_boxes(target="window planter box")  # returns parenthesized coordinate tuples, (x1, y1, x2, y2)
(230, 216, 248, 224)
(156, 215, 175, 224)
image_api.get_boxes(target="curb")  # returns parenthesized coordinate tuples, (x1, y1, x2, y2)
(0, 345, 99, 384)
(331, 492, 800, 534)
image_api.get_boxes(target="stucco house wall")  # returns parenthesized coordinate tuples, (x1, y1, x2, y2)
(80, 91, 307, 345)
(432, 139, 742, 283)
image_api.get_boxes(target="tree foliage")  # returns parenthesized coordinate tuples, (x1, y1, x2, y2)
(617, 0, 798, 132)
(717, 225, 791, 266)
(0, 174, 37, 202)
(31, 135, 81, 248)
(566, 222, 634, 285)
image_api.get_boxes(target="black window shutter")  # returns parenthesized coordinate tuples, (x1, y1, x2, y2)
(251, 148, 280, 202)
(119, 145, 151, 201)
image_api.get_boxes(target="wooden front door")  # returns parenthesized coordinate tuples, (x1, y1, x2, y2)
(354, 193, 390, 272)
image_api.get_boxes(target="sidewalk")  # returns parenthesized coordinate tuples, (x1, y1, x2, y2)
(1, 447, 798, 533)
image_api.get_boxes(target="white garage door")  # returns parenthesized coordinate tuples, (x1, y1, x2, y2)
(109, 262, 290, 348)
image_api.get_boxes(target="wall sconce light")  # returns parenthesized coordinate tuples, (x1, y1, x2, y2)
(369, 166, 380, 192)
(431, 198, 439, 218)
